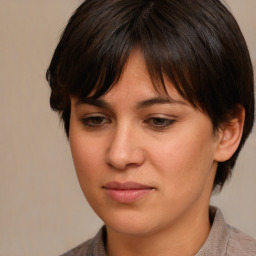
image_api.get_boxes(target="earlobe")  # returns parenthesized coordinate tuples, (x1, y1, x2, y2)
(214, 106, 245, 162)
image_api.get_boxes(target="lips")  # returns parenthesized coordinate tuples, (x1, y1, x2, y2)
(103, 181, 154, 203)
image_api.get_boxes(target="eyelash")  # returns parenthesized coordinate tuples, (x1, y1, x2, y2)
(81, 115, 176, 130)
(144, 117, 176, 130)
(81, 115, 111, 127)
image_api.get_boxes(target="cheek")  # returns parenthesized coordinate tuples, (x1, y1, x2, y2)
(69, 133, 105, 185)
(69, 134, 108, 212)
(149, 128, 216, 193)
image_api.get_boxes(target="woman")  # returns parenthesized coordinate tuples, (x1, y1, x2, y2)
(46, 0, 256, 255)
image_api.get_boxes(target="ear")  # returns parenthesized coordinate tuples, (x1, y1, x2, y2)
(214, 105, 245, 162)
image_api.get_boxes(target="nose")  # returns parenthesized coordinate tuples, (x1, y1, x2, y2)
(106, 125, 145, 170)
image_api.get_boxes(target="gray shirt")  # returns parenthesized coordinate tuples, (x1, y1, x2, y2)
(60, 207, 256, 256)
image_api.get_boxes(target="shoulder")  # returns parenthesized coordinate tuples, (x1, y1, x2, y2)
(226, 225, 256, 256)
(59, 239, 93, 256)
(59, 227, 106, 256)
(196, 206, 256, 256)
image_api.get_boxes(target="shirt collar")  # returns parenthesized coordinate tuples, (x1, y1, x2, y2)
(90, 226, 107, 256)
(196, 206, 229, 255)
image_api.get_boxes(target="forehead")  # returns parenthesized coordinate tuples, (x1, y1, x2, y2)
(113, 51, 184, 98)
(88, 48, 186, 103)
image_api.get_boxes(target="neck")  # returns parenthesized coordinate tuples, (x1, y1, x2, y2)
(106, 204, 211, 256)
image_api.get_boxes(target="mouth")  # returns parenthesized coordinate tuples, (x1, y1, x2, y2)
(102, 181, 155, 203)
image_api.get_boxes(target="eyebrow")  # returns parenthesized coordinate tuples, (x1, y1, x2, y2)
(74, 96, 186, 109)
(75, 98, 112, 109)
(136, 96, 186, 109)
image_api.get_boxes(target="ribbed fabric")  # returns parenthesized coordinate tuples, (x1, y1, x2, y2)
(60, 207, 256, 256)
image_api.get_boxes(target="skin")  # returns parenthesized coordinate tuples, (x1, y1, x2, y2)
(69, 49, 229, 256)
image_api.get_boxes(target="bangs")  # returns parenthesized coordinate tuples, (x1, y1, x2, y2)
(48, 0, 209, 108)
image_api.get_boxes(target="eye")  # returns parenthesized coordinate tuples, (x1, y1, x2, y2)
(81, 115, 111, 127)
(145, 117, 176, 130)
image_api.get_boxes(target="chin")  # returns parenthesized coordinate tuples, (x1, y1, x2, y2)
(107, 221, 155, 237)
(100, 209, 164, 237)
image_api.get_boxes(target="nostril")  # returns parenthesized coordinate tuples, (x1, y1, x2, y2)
(106, 146, 145, 170)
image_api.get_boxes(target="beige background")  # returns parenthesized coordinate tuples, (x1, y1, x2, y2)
(0, 1, 255, 255)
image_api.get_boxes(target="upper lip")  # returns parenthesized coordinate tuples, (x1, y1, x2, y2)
(103, 181, 154, 190)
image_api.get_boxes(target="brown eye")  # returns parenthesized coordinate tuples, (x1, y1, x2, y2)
(145, 117, 176, 130)
(81, 115, 110, 127)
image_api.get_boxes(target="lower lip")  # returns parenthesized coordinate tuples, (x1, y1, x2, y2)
(104, 188, 153, 203)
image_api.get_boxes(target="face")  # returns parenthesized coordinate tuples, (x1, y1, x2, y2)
(69, 49, 220, 237)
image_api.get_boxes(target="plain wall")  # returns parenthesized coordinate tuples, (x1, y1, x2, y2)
(0, 1, 255, 255)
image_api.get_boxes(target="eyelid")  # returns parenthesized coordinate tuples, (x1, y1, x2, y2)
(144, 113, 178, 121)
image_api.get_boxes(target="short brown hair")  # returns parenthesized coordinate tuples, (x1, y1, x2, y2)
(46, 0, 255, 189)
